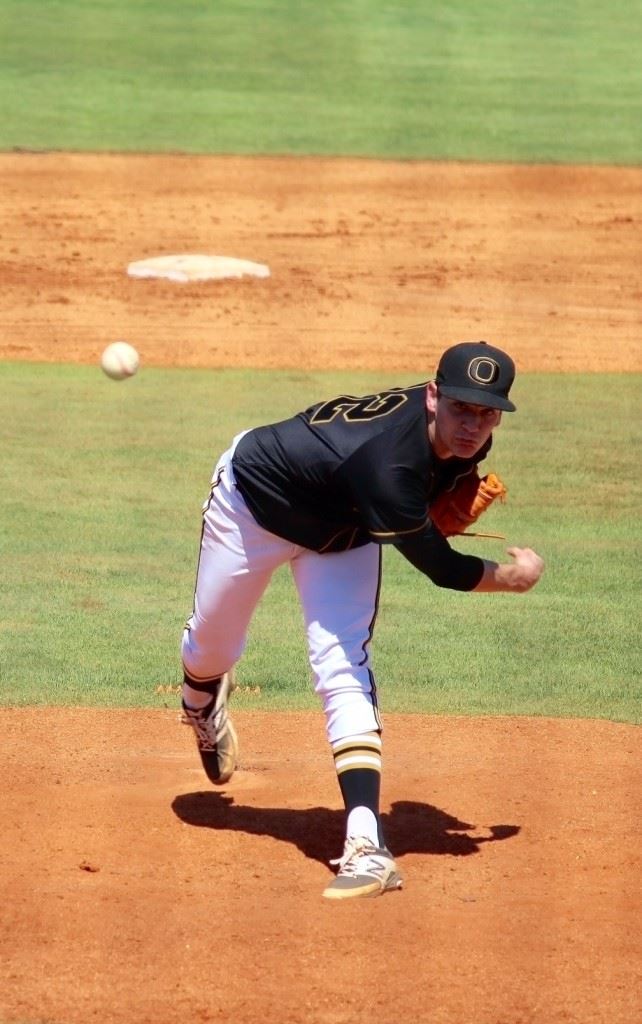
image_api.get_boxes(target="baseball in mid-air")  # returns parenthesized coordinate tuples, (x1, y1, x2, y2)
(100, 341, 140, 380)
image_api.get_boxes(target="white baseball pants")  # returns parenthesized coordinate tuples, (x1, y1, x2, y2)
(181, 436, 382, 743)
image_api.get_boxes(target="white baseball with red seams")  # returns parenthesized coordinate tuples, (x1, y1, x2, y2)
(101, 341, 140, 380)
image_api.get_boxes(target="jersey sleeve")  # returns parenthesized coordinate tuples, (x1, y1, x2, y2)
(394, 529, 485, 591)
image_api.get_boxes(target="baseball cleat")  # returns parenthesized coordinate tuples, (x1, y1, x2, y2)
(181, 671, 239, 785)
(323, 835, 403, 900)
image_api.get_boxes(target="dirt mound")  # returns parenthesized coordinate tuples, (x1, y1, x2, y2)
(2, 708, 640, 1024)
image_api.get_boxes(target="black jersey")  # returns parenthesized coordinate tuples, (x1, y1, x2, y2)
(232, 383, 491, 591)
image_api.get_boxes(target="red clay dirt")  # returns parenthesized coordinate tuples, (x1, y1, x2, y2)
(1, 154, 641, 1024)
(1, 153, 641, 373)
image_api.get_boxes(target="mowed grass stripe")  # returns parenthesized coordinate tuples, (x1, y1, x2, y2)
(1, 363, 639, 722)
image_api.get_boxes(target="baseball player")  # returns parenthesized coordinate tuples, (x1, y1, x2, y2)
(180, 341, 544, 899)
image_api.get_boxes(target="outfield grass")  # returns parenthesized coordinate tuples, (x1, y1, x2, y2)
(1, 0, 641, 163)
(1, 362, 640, 722)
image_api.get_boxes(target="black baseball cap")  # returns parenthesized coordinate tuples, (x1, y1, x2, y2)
(435, 341, 516, 412)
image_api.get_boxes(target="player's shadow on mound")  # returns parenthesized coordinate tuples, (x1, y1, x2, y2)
(171, 792, 519, 866)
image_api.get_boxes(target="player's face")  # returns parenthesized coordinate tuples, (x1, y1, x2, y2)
(427, 384, 502, 459)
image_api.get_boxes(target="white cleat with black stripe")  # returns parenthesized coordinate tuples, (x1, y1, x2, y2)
(181, 671, 239, 785)
(323, 835, 403, 900)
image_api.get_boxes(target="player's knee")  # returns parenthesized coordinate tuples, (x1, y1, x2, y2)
(181, 629, 244, 681)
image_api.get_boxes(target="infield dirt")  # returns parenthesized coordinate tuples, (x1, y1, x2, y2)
(1, 154, 640, 1024)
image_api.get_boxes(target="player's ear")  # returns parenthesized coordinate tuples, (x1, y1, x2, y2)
(426, 380, 439, 414)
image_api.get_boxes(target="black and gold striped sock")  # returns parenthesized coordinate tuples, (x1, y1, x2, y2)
(182, 672, 222, 709)
(331, 732, 384, 847)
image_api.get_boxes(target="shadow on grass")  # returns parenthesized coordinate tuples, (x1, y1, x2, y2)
(171, 791, 519, 866)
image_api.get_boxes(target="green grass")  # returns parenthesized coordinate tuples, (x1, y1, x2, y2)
(1, 0, 641, 163)
(1, 362, 640, 722)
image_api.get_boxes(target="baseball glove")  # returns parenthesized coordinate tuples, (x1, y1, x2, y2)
(429, 471, 507, 538)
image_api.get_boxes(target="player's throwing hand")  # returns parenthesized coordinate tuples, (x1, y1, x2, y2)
(475, 546, 545, 594)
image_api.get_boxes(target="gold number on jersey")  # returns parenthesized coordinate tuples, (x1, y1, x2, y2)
(310, 390, 409, 424)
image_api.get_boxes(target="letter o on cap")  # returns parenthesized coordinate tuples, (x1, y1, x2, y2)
(467, 356, 500, 385)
